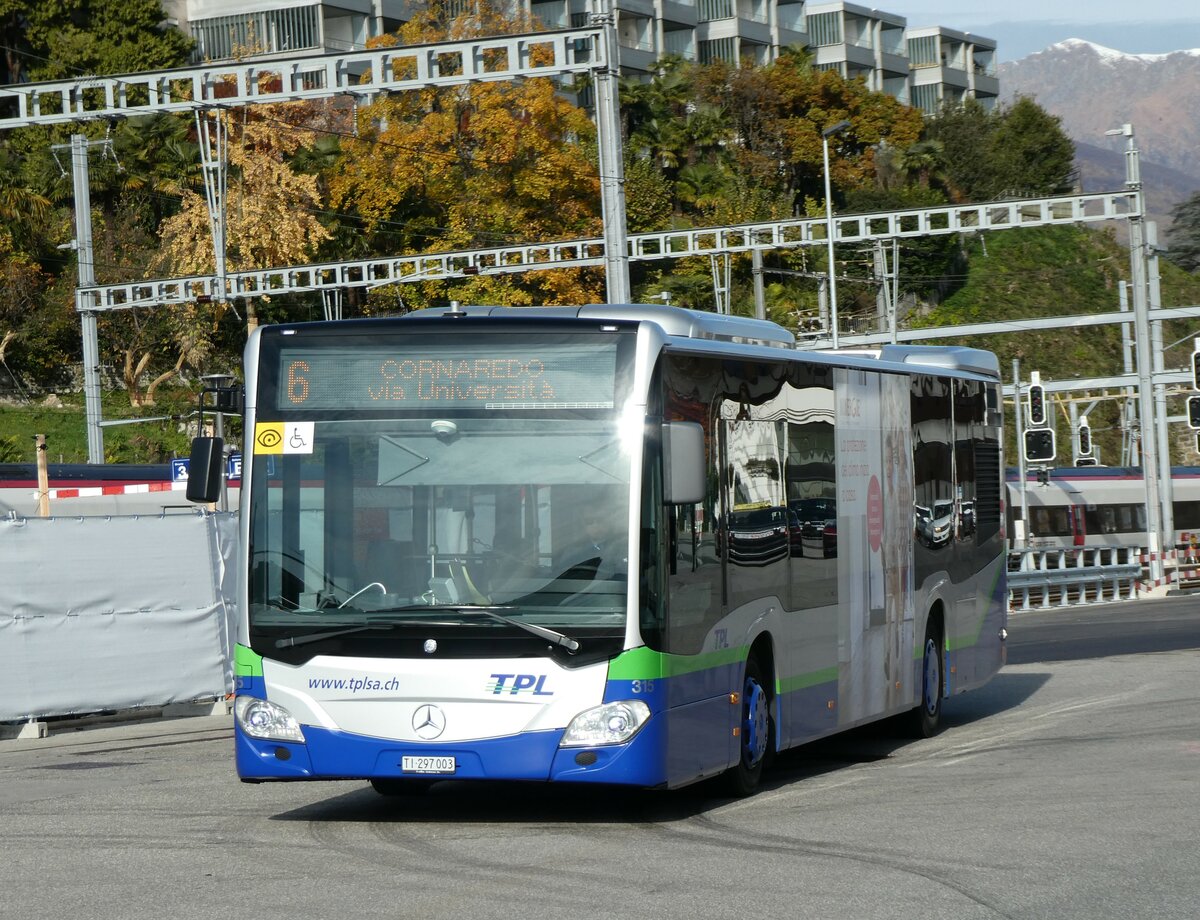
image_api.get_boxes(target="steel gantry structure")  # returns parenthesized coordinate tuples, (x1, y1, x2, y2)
(71, 190, 1141, 312)
(0, 29, 605, 125)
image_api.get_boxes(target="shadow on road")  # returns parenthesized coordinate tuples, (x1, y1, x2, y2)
(270, 671, 1049, 825)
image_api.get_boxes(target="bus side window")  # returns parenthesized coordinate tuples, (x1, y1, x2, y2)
(661, 353, 725, 655)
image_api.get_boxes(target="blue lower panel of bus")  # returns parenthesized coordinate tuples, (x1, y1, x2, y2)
(235, 713, 674, 787)
(778, 680, 840, 746)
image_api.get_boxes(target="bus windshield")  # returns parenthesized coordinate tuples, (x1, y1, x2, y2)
(247, 414, 633, 648)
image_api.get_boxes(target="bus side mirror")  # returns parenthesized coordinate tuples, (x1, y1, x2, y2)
(186, 436, 224, 504)
(662, 421, 705, 505)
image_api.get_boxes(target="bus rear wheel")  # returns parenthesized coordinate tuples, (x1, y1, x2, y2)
(724, 653, 773, 797)
(908, 618, 944, 738)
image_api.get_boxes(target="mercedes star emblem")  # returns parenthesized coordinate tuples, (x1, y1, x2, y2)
(412, 704, 446, 740)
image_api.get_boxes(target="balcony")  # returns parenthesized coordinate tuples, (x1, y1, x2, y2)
(697, 0, 768, 23)
(663, 26, 697, 60)
(776, 3, 806, 36)
(531, 0, 569, 29)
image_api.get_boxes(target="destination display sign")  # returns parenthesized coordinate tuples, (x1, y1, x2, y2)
(275, 342, 618, 411)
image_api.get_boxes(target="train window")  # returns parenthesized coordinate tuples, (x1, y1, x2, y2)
(1030, 506, 1071, 537)
(1174, 500, 1200, 531)
(1114, 504, 1147, 534)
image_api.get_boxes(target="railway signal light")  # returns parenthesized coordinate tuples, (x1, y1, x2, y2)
(1077, 416, 1092, 456)
(1024, 428, 1056, 463)
(1189, 396, 1200, 430)
(1192, 349, 1200, 390)
(1027, 383, 1047, 427)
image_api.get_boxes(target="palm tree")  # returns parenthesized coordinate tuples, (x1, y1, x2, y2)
(899, 139, 945, 189)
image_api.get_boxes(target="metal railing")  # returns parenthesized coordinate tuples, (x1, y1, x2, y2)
(1007, 546, 1142, 611)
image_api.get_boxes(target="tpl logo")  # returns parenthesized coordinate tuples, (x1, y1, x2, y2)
(488, 673, 553, 696)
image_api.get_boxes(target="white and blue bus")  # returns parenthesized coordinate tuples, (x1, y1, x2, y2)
(189, 305, 1007, 795)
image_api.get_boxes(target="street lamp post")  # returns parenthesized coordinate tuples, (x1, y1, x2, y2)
(822, 119, 851, 348)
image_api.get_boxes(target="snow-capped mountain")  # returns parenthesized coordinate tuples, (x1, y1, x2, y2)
(999, 38, 1200, 227)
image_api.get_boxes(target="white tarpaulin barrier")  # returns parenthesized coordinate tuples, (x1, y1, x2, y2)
(0, 512, 238, 722)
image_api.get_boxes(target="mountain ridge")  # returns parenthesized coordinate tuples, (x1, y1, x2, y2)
(1000, 38, 1200, 231)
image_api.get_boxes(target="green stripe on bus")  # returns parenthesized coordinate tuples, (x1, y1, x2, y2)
(235, 643, 263, 677)
(778, 667, 839, 695)
(607, 645, 747, 681)
(948, 560, 1007, 652)
(906, 558, 1006, 659)
(610, 647, 835, 696)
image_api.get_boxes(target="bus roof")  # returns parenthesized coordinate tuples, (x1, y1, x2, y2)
(389, 304, 1000, 379)
(400, 303, 797, 348)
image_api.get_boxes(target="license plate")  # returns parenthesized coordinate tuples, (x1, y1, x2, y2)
(401, 755, 456, 774)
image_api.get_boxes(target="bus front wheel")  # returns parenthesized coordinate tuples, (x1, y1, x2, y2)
(725, 653, 773, 797)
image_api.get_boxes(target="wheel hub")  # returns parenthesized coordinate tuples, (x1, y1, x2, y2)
(743, 678, 769, 766)
(923, 638, 940, 716)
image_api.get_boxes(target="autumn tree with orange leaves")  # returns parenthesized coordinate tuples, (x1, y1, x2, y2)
(328, 0, 606, 309)
(156, 100, 335, 336)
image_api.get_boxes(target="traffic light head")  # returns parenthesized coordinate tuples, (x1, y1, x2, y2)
(1078, 424, 1092, 456)
(1192, 350, 1200, 390)
(1190, 396, 1200, 430)
(1024, 428, 1056, 463)
(1027, 384, 1046, 427)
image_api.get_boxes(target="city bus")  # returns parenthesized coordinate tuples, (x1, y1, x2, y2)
(188, 304, 1007, 795)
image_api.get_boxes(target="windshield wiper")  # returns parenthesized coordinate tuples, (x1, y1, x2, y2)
(275, 624, 393, 648)
(367, 603, 581, 653)
(455, 605, 581, 653)
(275, 606, 580, 654)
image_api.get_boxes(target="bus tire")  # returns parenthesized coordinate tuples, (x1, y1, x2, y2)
(908, 616, 944, 738)
(724, 652, 774, 797)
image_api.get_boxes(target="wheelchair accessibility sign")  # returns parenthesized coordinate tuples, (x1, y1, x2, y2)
(254, 421, 314, 455)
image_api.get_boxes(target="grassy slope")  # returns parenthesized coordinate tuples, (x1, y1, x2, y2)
(0, 389, 197, 464)
(921, 225, 1200, 465)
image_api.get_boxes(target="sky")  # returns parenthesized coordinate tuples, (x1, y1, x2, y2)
(888, 1, 1200, 60)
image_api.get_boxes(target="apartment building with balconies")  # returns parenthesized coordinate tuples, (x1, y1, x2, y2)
(906, 25, 998, 114)
(168, 1, 998, 113)
(164, 1, 407, 62)
(805, 2, 908, 103)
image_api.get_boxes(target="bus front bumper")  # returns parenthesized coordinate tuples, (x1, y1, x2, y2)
(234, 717, 670, 788)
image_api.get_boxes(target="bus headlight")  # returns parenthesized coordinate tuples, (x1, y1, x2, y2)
(561, 700, 650, 747)
(235, 696, 305, 743)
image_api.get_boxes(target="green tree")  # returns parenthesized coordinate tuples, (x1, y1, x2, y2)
(2, 0, 191, 82)
(926, 96, 1075, 202)
(924, 97, 992, 201)
(985, 97, 1076, 198)
(0, 0, 197, 401)
(1166, 192, 1200, 273)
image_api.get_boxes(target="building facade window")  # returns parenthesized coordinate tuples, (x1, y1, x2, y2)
(911, 82, 939, 115)
(907, 35, 939, 68)
(191, 5, 321, 61)
(808, 11, 843, 47)
(698, 0, 735, 22)
(698, 36, 737, 64)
